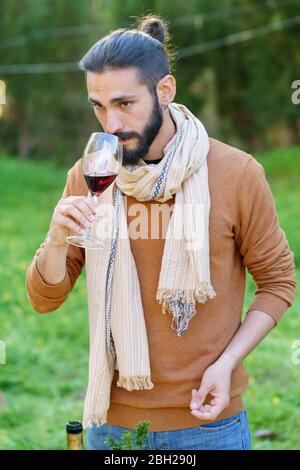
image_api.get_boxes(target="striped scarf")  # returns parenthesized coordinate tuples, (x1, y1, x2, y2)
(82, 103, 216, 429)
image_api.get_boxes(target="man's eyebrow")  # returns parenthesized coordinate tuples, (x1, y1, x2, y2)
(88, 94, 137, 106)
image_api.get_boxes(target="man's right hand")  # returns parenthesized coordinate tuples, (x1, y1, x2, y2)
(48, 196, 97, 247)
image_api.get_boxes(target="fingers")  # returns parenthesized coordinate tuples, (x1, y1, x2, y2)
(60, 204, 94, 229)
(190, 389, 228, 421)
(190, 385, 227, 421)
(191, 399, 226, 421)
(56, 214, 86, 236)
(190, 387, 207, 411)
(58, 195, 97, 216)
(55, 196, 97, 233)
(80, 196, 98, 215)
(190, 389, 198, 409)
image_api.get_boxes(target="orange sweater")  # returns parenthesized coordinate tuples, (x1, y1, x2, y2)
(26, 138, 296, 431)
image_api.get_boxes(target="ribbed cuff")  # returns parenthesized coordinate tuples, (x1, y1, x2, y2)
(246, 292, 291, 325)
(29, 257, 71, 299)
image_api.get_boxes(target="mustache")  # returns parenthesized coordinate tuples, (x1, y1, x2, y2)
(114, 132, 140, 140)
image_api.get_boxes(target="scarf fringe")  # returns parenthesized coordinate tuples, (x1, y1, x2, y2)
(157, 285, 216, 336)
(117, 376, 154, 391)
(82, 377, 154, 429)
(82, 412, 108, 430)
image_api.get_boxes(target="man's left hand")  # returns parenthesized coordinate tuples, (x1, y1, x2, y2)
(190, 361, 232, 421)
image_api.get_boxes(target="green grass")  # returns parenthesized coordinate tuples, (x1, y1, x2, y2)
(0, 147, 299, 450)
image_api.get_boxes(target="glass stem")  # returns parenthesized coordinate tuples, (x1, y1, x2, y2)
(85, 193, 98, 240)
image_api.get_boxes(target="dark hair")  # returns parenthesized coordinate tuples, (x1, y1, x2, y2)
(79, 15, 174, 94)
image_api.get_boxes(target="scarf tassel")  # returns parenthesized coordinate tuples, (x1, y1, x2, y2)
(82, 377, 154, 429)
(157, 285, 216, 337)
(83, 413, 108, 429)
(117, 376, 154, 391)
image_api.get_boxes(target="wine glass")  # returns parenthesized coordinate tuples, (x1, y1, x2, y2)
(66, 132, 123, 249)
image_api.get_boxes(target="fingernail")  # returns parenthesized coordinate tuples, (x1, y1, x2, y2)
(191, 401, 198, 410)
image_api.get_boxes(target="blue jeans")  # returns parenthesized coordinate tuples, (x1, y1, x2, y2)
(87, 409, 251, 450)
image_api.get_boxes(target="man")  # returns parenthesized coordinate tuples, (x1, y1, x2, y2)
(26, 16, 296, 450)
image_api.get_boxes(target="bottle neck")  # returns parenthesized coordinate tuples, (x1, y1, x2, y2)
(67, 432, 83, 450)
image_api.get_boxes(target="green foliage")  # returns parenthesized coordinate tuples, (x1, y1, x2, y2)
(105, 421, 151, 450)
(0, 0, 113, 161)
(108, 0, 300, 151)
(0, 1, 300, 160)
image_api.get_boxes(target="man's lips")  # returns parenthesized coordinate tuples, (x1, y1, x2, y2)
(118, 136, 137, 144)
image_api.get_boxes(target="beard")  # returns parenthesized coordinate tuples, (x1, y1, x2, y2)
(115, 92, 163, 166)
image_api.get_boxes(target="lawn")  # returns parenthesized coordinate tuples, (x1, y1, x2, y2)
(0, 146, 299, 450)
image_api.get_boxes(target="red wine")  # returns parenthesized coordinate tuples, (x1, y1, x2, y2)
(84, 171, 117, 196)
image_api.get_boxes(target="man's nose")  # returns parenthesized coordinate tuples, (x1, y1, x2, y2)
(105, 110, 123, 135)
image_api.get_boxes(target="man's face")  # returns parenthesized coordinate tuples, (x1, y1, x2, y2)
(86, 68, 163, 165)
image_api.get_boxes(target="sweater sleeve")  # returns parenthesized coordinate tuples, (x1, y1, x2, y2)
(234, 157, 296, 324)
(26, 160, 87, 314)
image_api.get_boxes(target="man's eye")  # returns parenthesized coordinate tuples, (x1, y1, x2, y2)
(91, 103, 102, 111)
(120, 101, 132, 109)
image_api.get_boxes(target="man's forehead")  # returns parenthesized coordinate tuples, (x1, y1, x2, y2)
(86, 68, 142, 94)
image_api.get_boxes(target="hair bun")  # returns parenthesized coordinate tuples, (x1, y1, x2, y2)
(137, 15, 168, 45)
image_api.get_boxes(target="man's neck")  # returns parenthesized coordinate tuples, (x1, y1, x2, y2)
(143, 110, 176, 161)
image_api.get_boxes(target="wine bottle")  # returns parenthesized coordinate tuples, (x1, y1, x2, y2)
(66, 420, 84, 450)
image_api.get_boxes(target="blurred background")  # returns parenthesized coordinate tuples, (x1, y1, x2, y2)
(0, 0, 299, 450)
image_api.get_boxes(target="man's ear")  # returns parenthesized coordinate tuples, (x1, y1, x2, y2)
(156, 74, 176, 107)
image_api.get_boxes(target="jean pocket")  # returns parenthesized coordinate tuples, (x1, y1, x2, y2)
(197, 412, 241, 433)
